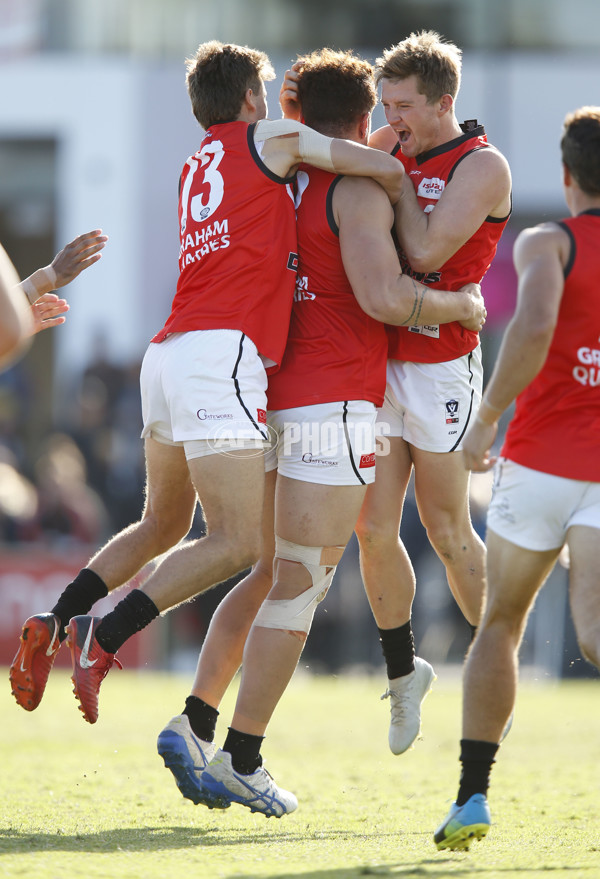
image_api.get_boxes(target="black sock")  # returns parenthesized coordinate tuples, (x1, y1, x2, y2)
(94, 590, 160, 654)
(378, 621, 415, 679)
(183, 695, 219, 743)
(51, 568, 109, 641)
(456, 738, 499, 806)
(223, 727, 264, 775)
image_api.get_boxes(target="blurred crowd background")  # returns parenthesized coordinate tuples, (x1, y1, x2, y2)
(0, 0, 597, 677)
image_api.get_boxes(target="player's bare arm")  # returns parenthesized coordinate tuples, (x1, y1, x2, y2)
(368, 124, 399, 153)
(0, 243, 32, 368)
(395, 147, 512, 273)
(335, 176, 486, 329)
(255, 119, 405, 204)
(462, 223, 567, 472)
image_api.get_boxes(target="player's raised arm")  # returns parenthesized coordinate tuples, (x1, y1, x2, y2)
(20, 229, 108, 304)
(255, 118, 404, 205)
(279, 62, 302, 121)
(367, 124, 398, 152)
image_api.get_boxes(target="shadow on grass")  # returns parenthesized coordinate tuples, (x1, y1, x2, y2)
(1, 826, 393, 853)
(1, 827, 597, 878)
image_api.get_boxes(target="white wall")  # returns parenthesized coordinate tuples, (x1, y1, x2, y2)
(0, 56, 198, 377)
(460, 51, 600, 215)
(0, 58, 135, 370)
(0, 50, 597, 380)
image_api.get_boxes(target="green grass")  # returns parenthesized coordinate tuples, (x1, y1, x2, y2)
(1, 666, 599, 878)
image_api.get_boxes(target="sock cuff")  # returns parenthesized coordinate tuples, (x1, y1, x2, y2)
(80, 568, 109, 597)
(460, 738, 499, 764)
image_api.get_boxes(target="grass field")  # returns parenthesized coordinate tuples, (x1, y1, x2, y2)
(1, 665, 599, 879)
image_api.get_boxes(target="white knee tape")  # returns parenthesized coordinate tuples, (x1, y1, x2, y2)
(253, 537, 339, 634)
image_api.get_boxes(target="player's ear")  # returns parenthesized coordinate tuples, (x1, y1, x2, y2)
(438, 93, 454, 117)
(359, 112, 371, 143)
(562, 163, 572, 187)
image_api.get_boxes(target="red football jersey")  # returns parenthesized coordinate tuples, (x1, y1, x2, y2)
(501, 209, 600, 481)
(388, 122, 510, 363)
(266, 166, 389, 410)
(152, 121, 298, 368)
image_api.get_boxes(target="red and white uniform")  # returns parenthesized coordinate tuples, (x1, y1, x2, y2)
(501, 209, 600, 481)
(267, 166, 388, 409)
(152, 121, 298, 369)
(265, 166, 389, 485)
(388, 121, 510, 363)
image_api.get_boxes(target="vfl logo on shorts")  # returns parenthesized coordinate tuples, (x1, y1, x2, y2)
(359, 453, 376, 469)
(445, 399, 459, 424)
(257, 409, 267, 424)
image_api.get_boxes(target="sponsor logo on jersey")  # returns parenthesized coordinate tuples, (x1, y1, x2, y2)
(408, 324, 440, 338)
(445, 399, 459, 424)
(359, 452, 376, 468)
(573, 345, 600, 387)
(417, 177, 445, 200)
(179, 219, 230, 268)
(398, 252, 442, 286)
(287, 251, 299, 272)
(409, 170, 422, 176)
(294, 275, 316, 301)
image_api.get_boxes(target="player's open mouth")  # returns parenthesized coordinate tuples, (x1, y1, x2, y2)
(397, 129, 411, 144)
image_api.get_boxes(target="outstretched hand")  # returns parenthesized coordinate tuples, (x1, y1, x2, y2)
(30, 293, 70, 335)
(51, 229, 108, 289)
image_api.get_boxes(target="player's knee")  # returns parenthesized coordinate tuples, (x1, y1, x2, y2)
(424, 515, 479, 561)
(254, 538, 342, 635)
(354, 514, 396, 555)
(250, 554, 275, 588)
(480, 602, 526, 643)
(141, 507, 193, 554)
(228, 533, 262, 571)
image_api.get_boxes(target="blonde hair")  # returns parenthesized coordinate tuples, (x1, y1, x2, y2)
(375, 30, 461, 102)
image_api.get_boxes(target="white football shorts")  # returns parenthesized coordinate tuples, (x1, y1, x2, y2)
(140, 329, 269, 459)
(378, 345, 483, 453)
(487, 457, 600, 551)
(264, 400, 379, 485)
